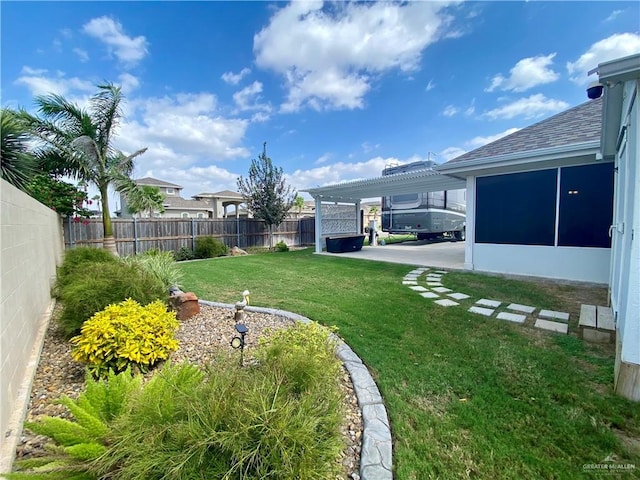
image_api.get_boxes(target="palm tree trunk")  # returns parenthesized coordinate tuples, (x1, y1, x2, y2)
(100, 184, 118, 256)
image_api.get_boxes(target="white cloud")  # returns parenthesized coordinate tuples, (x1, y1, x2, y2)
(466, 128, 520, 148)
(289, 156, 393, 190)
(425, 79, 436, 91)
(115, 92, 250, 174)
(250, 112, 270, 123)
(484, 94, 568, 120)
(73, 48, 89, 62)
(361, 142, 380, 153)
(442, 105, 459, 117)
(439, 147, 467, 161)
(232, 81, 271, 113)
(605, 10, 623, 22)
(315, 153, 332, 165)
(567, 33, 640, 83)
(464, 98, 476, 116)
(486, 53, 559, 92)
(118, 73, 140, 94)
(14, 67, 95, 98)
(82, 16, 148, 65)
(254, 1, 459, 112)
(139, 165, 240, 198)
(439, 127, 520, 162)
(221, 68, 251, 85)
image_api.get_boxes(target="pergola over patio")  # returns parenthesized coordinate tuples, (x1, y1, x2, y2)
(304, 168, 466, 253)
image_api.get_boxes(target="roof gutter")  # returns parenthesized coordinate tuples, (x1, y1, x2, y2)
(436, 140, 600, 175)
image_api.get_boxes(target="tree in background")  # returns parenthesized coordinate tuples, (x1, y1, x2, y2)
(0, 108, 38, 191)
(293, 195, 305, 217)
(21, 83, 147, 255)
(237, 142, 296, 248)
(124, 185, 166, 218)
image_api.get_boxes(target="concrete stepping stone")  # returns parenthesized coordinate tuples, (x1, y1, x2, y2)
(420, 292, 440, 299)
(409, 286, 428, 292)
(426, 275, 442, 280)
(408, 270, 423, 275)
(402, 281, 418, 285)
(403, 275, 419, 280)
(497, 312, 526, 324)
(435, 299, 459, 307)
(534, 319, 568, 334)
(539, 309, 569, 322)
(507, 303, 536, 314)
(476, 299, 501, 308)
(426, 282, 443, 287)
(469, 306, 494, 316)
(432, 287, 452, 293)
(448, 292, 470, 300)
(434, 270, 448, 274)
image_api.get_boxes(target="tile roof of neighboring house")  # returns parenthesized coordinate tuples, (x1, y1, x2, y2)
(163, 197, 212, 210)
(193, 190, 244, 199)
(447, 97, 602, 164)
(135, 177, 183, 188)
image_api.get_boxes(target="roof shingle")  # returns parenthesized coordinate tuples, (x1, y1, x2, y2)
(447, 98, 602, 164)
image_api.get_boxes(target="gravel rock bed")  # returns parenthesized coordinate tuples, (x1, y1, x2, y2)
(16, 304, 363, 479)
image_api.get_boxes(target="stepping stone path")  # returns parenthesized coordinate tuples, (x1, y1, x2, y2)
(400, 268, 572, 336)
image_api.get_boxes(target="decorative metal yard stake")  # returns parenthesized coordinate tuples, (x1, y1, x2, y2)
(230, 323, 248, 367)
(231, 290, 250, 366)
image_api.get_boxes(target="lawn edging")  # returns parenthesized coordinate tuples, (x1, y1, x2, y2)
(199, 299, 393, 480)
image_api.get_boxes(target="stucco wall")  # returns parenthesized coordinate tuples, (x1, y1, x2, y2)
(0, 180, 64, 470)
(472, 243, 611, 283)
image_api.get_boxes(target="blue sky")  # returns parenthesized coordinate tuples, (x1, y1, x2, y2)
(2, 1, 639, 206)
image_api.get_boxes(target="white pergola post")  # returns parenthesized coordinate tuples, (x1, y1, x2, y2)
(464, 176, 475, 271)
(314, 197, 322, 253)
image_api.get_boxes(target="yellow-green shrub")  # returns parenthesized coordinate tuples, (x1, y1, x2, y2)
(71, 299, 179, 377)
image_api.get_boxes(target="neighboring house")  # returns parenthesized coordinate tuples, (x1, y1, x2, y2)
(118, 178, 245, 219)
(438, 97, 609, 284)
(595, 53, 639, 401)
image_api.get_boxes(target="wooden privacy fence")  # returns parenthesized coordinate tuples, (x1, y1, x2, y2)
(64, 217, 316, 256)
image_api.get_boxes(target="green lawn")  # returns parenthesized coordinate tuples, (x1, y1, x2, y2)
(179, 249, 640, 479)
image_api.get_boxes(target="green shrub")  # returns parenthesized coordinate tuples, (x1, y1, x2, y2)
(57, 262, 166, 338)
(121, 251, 183, 290)
(94, 323, 344, 480)
(173, 246, 194, 261)
(54, 247, 118, 296)
(9, 324, 345, 480)
(7, 369, 141, 480)
(194, 236, 228, 259)
(275, 240, 289, 252)
(71, 299, 179, 377)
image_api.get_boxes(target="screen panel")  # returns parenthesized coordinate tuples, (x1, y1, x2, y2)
(475, 169, 557, 245)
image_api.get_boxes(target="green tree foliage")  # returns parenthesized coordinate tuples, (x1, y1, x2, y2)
(293, 194, 305, 215)
(21, 83, 147, 255)
(26, 174, 92, 219)
(123, 184, 165, 217)
(0, 108, 38, 191)
(237, 142, 296, 247)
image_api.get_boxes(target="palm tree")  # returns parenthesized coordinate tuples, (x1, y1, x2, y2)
(124, 184, 166, 218)
(22, 84, 147, 255)
(0, 108, 38, 191)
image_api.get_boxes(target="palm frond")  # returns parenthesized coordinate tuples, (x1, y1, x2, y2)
(1, 108, 39, 190)
(91, 84, 122, 159)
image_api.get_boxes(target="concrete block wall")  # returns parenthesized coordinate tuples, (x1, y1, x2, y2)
(0, 180, 64, 470)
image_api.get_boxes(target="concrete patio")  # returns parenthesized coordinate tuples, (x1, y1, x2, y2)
(319, 239, 465, 270)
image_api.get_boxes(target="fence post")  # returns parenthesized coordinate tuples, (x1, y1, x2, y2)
(191, 219, 196, 251)
(133, 217, 138, 254)
(236, 216, 240, 247)
(67, 217, 74, 249)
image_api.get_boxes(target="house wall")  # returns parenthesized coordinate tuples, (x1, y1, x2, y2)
(464, 163, 612, 284)
(472, 244, 611, 283)
(611, 80, 639, 392)
(0, 180, 64, 471)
